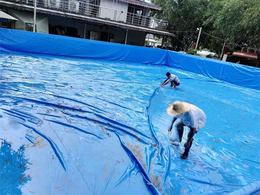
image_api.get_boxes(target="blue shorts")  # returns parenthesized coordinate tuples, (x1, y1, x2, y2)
(171, 81, 180, 86)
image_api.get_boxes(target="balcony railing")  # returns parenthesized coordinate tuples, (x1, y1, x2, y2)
(3, 0, 168, 30)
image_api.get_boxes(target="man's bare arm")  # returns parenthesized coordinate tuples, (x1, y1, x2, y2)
(168, 117, 177, 132)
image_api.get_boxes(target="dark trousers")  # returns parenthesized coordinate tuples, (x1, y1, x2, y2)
(170, 81, 180, 87)
(176, 122, 194, 156)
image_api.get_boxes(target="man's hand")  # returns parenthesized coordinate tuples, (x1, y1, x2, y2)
(159, 84, 163, 87)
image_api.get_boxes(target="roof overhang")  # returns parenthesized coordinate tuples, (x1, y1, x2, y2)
(44, 8, 174, 37)
(118, 0, 162, 11)
(0, 10, 18, 20)
(232, 51, 258, 60)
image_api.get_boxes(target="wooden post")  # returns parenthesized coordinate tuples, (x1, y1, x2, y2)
(125, 29, 128, 44)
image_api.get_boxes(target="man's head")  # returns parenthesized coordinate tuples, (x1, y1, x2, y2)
(167, 101, 191, 116)
(166, 72, 171, 77)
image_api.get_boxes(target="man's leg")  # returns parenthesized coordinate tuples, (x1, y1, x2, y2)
(176, 122, 185, 142)
(181, 138, 194, 159)
(170, 81, 174, 87)
(171, 81, 177, 88)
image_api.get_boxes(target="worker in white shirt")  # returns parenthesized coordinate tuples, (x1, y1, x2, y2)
(167, 101, 206, 159)
(160, 72, 180, 88)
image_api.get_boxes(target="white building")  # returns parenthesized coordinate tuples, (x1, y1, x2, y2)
(0, 0, 175, 46)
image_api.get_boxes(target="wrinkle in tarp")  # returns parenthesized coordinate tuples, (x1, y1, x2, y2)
(0, 53, 259, 195)
(1, 29, 260, 195)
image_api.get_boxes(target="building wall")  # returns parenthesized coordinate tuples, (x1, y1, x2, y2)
(4, 4, 148, 46)
(7, 9, 49, 33)
(99, 0, 128, 22)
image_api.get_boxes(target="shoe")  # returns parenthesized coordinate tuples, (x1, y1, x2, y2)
(180, 154, 188, 159)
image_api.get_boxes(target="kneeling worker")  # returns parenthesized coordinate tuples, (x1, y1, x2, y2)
(167, 101, 206, 159)
(160, 72, 180, 88)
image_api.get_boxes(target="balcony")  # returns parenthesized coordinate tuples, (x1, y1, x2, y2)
(2, 0, 168, 30)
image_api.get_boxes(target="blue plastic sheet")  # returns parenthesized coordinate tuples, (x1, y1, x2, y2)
(1, 29, 259, 90)
(0, 29, 260, 194)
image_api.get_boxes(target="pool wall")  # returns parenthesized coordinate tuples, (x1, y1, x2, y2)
(0, 28, 259, 90)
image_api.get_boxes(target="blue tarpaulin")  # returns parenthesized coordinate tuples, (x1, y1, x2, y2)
(0, 29, 260, 194)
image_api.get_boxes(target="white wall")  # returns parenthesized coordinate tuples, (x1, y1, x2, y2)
(14, 20, 24, 31)
(99, 0, 128, 22)
(37, 17, 49, 33)
(8, 9, 49, 33)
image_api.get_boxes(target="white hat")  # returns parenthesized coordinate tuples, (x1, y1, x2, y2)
(167, 101, 191, 116)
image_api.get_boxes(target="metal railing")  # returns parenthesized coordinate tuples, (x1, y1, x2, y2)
(3, 0, 168, 30)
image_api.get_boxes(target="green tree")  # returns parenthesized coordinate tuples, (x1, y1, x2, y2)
(204, 0, 260, 48)
(152, 0, 260, 53)
(152, 0, 210, 51)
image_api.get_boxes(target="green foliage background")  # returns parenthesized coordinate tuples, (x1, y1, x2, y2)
(151, 0, 260, 54)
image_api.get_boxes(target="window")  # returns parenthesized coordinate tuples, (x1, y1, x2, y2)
(0, 18, 8, 28)
(25, 23, 36, 32)
(128, 5, 145, 16)
(89, 31, 99, 40)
